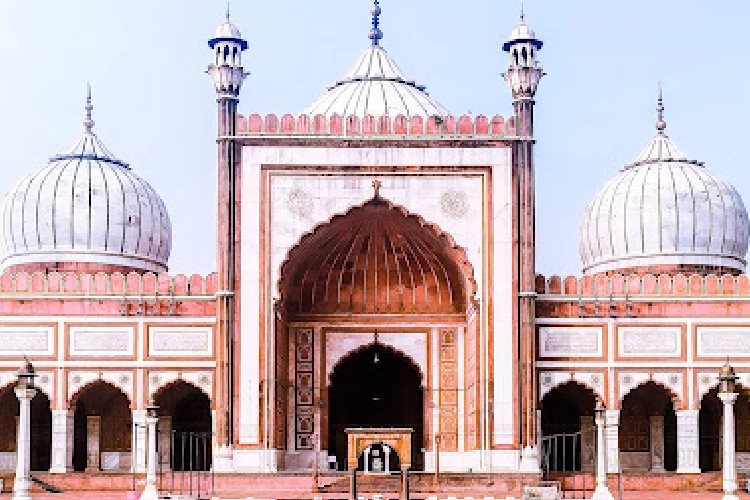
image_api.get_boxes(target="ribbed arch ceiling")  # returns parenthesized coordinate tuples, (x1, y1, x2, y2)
(278, 196, 474, 316)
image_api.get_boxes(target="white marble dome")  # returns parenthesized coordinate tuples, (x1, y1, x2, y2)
(579, 103, 749, 275)
(215, 19, 242, 39)
(0, 96, 172, 273)
(301, 2, 448, 118)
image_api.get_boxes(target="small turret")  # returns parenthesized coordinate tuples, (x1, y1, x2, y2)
(207, 8, 249, 99)
(502, 10, 544, 100)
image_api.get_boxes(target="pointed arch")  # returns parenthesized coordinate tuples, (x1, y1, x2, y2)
(277, 194, 476, 315)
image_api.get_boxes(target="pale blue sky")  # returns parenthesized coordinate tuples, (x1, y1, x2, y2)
(1, 1, 748, 276)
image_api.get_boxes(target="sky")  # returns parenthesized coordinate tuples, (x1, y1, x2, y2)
(0, 0, 749, 277)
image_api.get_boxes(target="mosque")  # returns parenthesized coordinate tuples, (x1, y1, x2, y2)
(1, 1, 749, 494)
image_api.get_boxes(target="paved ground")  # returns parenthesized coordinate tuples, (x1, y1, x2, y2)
(18, 491, 750, 500)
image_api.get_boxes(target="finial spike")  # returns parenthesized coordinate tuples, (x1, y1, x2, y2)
(372, 179, 382, 197)
(369, 0, 383, 46)
(226, 0, 231, 21)
(84, 83, 95, 133)
(520, 0, 525, 21)
(656, 82, 666, 134)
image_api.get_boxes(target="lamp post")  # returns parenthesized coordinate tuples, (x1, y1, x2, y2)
(140, 401, 160, 500)
(592, 399, 614, 500)
(719, 361, 739, 500)
(13, 358, 37, 500)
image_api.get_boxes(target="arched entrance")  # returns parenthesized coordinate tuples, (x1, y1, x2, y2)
(699, 386, 750, 472)
(71, 381, 131, 472)
(328, 344, 424, 471)
(619, 382, 677, 472)
(539, 381, 597, 471)
(0, 385, 52, 471)
(154, 381, 212, 471)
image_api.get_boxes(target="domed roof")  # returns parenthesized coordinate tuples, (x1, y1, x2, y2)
(279, 187, 474, 315)
(215, 19, 241, 39)
(579, 93, 749, 275)
(300, 2, 449, 118)
(0, 89, 172, 274)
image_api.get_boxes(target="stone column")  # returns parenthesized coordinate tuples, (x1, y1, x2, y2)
(12, 386, 36, 500)
(592, 406, 615, 500)
(580, 416, 595, 472)
(719, 392, 739, 500)
(85, 415, 101, 472)
(676, 410, 701, 473)
(605, 410, 620, 474)
(49, 409, 73, 473)
(140, 409, 159, 500)
(650, 415, 665, 472)
(132, 409, 147, 473)
(157, 416, 172, 469)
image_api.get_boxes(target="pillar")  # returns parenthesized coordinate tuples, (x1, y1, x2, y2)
(605, 410, 620, 473)
(580, 415, 595, 472)
(157, 416, 172, 469)
(650, 415, 665, 472)
(12, 386, 35, 500)
(49, 409, 73, 473)
(719, 391, 739, 499)
(132, 409, 147, 473)
(85, 415, 101, 472)
(676, 410, 700, 473)
(592, 407, 615, 500)
(140, 410, 159, 500)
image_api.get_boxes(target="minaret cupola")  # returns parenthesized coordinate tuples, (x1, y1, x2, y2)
(502, 9, 544, 101)
(207, 8, 249, 99)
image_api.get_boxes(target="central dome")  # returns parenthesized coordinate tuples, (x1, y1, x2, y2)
(300, 2, 449, 118)
(579, 93, 749, 275)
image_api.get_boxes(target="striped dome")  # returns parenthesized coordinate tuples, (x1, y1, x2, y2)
(0, 94, 171, 273)
(579, 108, 748, 275)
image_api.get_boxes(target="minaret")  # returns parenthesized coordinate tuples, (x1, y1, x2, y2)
(502, 10, 544, 471)
(207, 8, 248, 467)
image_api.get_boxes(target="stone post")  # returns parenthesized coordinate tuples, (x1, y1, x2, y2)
(12, 385, 36, 500)
(676, 410, 701, 473)
(605, 410, 620, 474)
(85, 415, 101, 471)
(719, 391, 739, 500)
(140, 403, 159, 500)
(650, 415, 665, 472)
(49, 409, 72, 473)
(592, 401, 615, 500)
(580, 416, 595, 472)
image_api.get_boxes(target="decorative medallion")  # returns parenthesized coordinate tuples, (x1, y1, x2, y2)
(621, 375, 633, 386)
(590, 374, 601, 385)
(700, 374, 712, 385)
(72, 375, 82, 385)
(286, 189, 314, 220)
(119, 374, 131, 385)
(198, 373, 211, 387)
(39, 375, 50, 385)
(668, 374, 680, 386)
(439, 190, 469, 219)
(542, 374, 553, 386)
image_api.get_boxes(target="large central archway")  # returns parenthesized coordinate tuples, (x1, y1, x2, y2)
(328, 344, 424, 471)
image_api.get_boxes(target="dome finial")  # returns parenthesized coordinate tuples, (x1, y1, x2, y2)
(656, 82, 667, 134)
(369, 0, 383, 46)
(225, 0, 230, 22)
(84, 83, 95, 133)
(520, 0, 525, 21)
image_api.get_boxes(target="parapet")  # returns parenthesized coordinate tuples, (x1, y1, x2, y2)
(234, 113, 516, 137)
(536, 273, 750, 297)
(0, 271, 218, 296)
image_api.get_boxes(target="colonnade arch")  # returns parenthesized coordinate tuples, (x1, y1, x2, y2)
(153, 380, 213, 471)
(70, 381, 131, 472)
(698, 385, 750, 472)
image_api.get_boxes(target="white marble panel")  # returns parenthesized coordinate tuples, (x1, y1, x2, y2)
(69, 326, 133, 356)
(0, 325, 54, 355)
(618, 326, 681, 357)
(538, 327, 602, 358)
(148, 326, 212, 356)
(697, 327, 750, 357)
